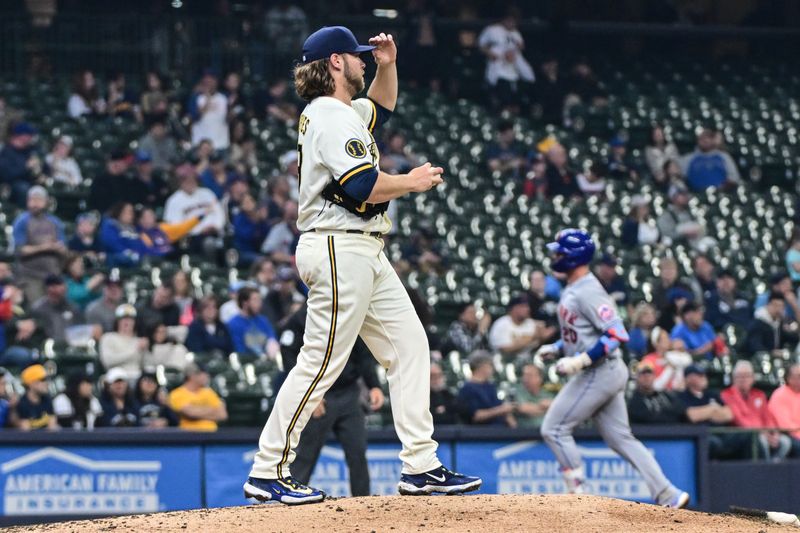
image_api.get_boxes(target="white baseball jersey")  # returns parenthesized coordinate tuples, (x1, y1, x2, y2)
(296, 96, 391, 234)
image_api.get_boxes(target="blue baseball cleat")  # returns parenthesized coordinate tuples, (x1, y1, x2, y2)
(243, 476, 325, 505)
(398, 466, 482, 495)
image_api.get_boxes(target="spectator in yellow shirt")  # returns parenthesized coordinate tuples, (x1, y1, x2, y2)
(169, 363, 227, 431)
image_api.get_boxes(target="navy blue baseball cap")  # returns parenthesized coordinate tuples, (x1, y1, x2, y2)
(11, 122, 38, 136)
(683, 364, 706, 377)
(301, 26, 375, 64)
(135, 149, 152, 163)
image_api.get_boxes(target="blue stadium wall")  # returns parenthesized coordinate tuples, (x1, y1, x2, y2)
(2, 425, 788, 525)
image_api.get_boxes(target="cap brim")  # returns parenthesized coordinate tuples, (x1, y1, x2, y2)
(546, 242, 561, 253)
(353, 44, 376, 53)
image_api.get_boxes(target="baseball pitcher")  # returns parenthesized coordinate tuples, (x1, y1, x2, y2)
(243, 26, 481, 505)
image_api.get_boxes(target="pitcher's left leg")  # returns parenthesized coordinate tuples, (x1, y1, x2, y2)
(357, 254, 439, 474)
(358, 252, 481, 495)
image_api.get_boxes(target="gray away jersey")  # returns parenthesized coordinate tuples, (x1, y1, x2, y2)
(557, 272, 622, 358)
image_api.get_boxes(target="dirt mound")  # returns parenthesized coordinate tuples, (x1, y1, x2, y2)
(7, 495, 794, 533)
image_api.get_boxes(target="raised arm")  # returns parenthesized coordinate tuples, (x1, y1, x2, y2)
(366, 33, 397, 112)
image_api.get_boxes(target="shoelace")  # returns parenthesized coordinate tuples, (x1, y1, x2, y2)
(281, 477, 313, 492)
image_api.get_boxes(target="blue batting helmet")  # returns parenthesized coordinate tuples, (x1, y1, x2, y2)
(546, 228, 596, 272)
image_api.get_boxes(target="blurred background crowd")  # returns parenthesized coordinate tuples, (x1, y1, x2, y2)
(0, 0, 799, 463)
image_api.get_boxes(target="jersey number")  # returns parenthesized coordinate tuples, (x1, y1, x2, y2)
(297, 144, 303, 188)
(561, 327, 577, 343)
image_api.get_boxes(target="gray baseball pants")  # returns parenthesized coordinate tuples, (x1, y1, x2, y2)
(540, 357, 680, 504)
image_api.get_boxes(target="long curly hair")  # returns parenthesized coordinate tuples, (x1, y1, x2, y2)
(294, 59, 335, 102)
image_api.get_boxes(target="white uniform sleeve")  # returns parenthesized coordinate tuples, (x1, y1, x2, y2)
(316, 106, 376, 185)
(351, 98, 378, 132)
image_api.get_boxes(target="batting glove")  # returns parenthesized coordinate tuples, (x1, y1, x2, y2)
(555, 353, 592, 376)
(534, 343, 561, 361)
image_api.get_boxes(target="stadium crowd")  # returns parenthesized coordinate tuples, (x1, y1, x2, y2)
(0, 7, 799, 464)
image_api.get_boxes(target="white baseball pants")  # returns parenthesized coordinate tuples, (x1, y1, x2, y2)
(249, 231, 441, 480)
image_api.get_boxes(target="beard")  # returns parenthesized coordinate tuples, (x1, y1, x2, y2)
(343, 60, 365, 96)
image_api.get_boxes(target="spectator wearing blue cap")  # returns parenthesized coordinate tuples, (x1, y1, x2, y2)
(606, 135, 639, 181)
(12, 186, 66, 303)
(0, 122, 48, 206)
(129, 149, 170, 207)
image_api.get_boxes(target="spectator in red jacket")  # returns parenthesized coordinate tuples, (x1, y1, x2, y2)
(721, 360, 791, 461)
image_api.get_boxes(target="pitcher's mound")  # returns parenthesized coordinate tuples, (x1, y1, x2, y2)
(6, 494, 796, 533)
